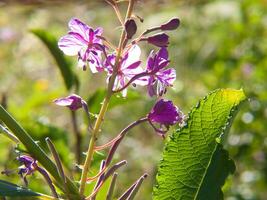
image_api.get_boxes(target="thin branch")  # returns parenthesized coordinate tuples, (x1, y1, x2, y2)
(86, 165, 107, 181)
(105, 117, 148, 166)
(106, 0, 124, 25)
(94, 134, 121, 151)
(70, 110, 82, 164)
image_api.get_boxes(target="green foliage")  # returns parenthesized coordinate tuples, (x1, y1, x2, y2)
(0, 179, 40, 197)
(153, 89, 246, 200)
(88, 89, 141, 114)
(23, 120, 72, 166)
(31, 29, 79, 91)
(0, 105, 80, 197)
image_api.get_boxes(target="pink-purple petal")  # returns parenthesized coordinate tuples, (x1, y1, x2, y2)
(68, 18, 90, 41)
(58, 35, 85, 56)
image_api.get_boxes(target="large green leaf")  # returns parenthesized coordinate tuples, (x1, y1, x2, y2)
(0, 179, 40, 197)
(153, 88, 246, 200)
(31, 29, 79, 91)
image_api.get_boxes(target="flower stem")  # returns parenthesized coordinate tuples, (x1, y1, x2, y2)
(78, 0, 136, 196)
(70, 111, 82, 164)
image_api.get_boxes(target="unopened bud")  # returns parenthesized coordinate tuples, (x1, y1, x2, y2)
(146, 33, 169, 47)
(54, 94, 84, 111)
(160, 18, 180, 31)
(125, 19, 137, 39)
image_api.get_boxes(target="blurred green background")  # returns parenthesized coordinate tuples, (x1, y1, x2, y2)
(0, 0, 267, 199)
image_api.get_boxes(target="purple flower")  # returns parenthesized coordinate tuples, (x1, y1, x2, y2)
(105, 45, 146, 96)
(145, 47, 176, 96)
(54, 94, 86, 111)
(58, 18, 104, 73)
(17, 155, 38, 185)
(148, 99, 184, 136)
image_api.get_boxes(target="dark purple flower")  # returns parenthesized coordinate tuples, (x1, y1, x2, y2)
(17, 155, 38, 185)
(105, 45, 146, 96)
(54, 94, 86, 111)
(145, 47, 176, 96)
(58, 18, 104, 73)
(160, 18, 180, 31)
(146, 33, 169, 47)
(148, 99, 184, 136)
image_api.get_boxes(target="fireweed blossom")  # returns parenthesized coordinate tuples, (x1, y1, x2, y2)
(58, 18, 104, 72)
(148, 99, 184, 136)
(105, 45, 147, 96)
(145, 47, 176, 96)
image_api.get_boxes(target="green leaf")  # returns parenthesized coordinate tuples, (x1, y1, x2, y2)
(0, 179, 40, 197)
(88, 89, 141, 114)
(0, 105, 80, 198)
(31, 29, 79, 91)
(153, 88, 247, 200)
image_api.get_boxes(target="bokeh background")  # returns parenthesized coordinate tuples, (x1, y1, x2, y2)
(0, 0, 267, 199)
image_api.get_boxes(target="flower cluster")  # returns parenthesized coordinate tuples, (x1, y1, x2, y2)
(57, 16, 183, 136)
(58, 18, 179, 97)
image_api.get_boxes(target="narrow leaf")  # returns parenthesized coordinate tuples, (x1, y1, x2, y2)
(0, 179, 40, 197)
(153, 88, 247, 200)
(45, 138, 67, 184)
(0, 105, 79, 196)
(31, 29, 79, 91)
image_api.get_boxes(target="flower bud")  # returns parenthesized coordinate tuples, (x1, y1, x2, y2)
(146, 33, 169, 47)
(54, 94, 84, 111)
(160, 18, 180, 31)
(125, 19, 137, 39)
